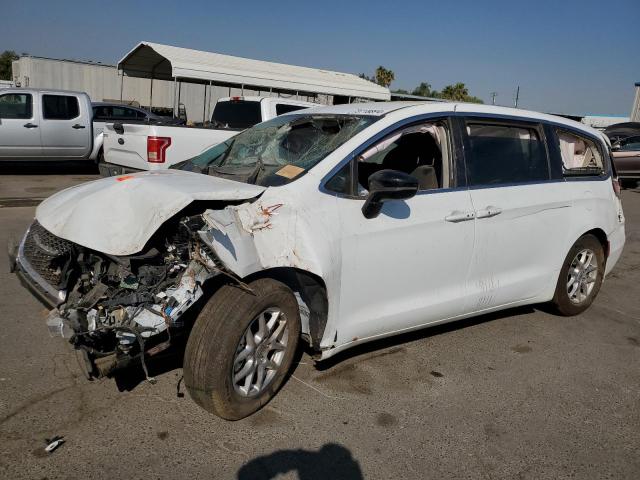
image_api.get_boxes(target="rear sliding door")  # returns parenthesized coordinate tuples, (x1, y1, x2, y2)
(458, 115, 572, 311)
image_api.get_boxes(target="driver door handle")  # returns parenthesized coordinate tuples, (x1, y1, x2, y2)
(445, 210, 475, 222)
(476, 206, 503, 219)
(72, 124, 86, 129)
(23, 123, 38, 128)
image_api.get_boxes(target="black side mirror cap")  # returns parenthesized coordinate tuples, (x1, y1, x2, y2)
(362, 169, 419, 219)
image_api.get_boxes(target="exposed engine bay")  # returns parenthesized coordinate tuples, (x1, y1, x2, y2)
(24, 211, 228, 381)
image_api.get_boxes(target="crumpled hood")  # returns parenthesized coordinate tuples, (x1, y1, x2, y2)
(36, 169, 265, 256)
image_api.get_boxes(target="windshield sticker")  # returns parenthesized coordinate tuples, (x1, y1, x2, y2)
(275, 165, 305, 179)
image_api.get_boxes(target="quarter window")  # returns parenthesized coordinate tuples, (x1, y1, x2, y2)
(43, 95, 79, 120)
(557, 130, 604, 176)
(465, 123, 548, 186)
(0, 93, 32, 119)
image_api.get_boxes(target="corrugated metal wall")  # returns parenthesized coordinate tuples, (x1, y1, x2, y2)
(11, 56, 328, 123)
(632, 83, 640, 122)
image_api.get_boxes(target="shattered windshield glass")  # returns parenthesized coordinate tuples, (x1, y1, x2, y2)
(179, 114, 377, 186)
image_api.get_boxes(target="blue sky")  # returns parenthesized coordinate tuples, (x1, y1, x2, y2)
(2, 0, 638, 115)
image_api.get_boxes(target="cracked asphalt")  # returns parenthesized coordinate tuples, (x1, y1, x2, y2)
(0, 171, 639, 479)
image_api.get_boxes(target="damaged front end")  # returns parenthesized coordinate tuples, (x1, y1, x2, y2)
(12, 215, 225, 381)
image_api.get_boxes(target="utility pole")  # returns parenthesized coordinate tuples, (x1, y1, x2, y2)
(514, 86, 520, 108)
(490, 92, 497, 105)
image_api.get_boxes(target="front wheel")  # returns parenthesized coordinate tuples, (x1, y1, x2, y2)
(551, 234, 605, 316)
(183, 278, 300, 420)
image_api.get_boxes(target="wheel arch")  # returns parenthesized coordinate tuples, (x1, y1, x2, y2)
(581, 227, 609, 258)
(243, 267, 328, 351)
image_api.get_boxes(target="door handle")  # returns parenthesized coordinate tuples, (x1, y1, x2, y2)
(23, 123, 38, 128)
(476, 206, 502, 219)
(72, 124, 86, 129)
(445, 210, 475, 222)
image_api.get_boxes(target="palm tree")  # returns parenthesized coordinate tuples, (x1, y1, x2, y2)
(441, 83, 469, 101)
(375, 66, 395, 88)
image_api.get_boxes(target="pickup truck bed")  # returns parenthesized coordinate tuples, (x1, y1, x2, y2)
(101, 123, 236, 175)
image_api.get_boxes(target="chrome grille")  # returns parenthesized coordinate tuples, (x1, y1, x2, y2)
(22, 221, 74, 287)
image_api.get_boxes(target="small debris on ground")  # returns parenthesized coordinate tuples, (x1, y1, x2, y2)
(44, 436, 65, 454)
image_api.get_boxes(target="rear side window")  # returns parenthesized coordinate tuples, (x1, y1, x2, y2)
(276, 103, 307, 116)
(557, 130, 604, 176)
(212, 100, 262, 129)
(43, 95, 79, 120)
(0, 93, 32, 119)
(465, 123, 548, 186)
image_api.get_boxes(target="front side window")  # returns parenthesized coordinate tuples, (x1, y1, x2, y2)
(43, 95, 79, 120)
(557, 130, 604, 176)
(355, 121, 451, 195)
(465, 122, 548, 186)
(180, 114, 377, 187)
(617, 135, 640, 152)
(0, 93, 32, 119)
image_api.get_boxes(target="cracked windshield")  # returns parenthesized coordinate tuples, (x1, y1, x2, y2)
(180, 114, 376, 186)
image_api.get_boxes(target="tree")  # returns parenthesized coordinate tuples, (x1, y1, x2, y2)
(438, 82, 484, 103)
(440, 82, 469, 101)
(411, 82, 435, 97)
(391, 88, 409, 94)
(0, 50, 18, 81)
(374, 66, 395, 88)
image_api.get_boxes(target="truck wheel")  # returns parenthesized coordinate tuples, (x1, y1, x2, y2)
(183, 278, 300, 420)
(551, 234, 605, 316)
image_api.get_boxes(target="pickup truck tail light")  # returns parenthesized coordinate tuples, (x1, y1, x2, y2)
(147, 136, 171, 163)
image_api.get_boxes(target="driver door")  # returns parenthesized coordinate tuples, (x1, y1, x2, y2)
(329, 118, 476, 346)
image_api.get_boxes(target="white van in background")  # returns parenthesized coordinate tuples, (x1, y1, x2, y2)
(100, 96, 317, 175)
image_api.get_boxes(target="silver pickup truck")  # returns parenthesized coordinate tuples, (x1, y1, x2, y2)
(0, 88, 97, 161)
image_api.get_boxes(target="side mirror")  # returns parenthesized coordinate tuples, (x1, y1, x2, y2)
(362, 169, 419, 219)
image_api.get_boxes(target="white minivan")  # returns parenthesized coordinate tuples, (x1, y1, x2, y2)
(11, 102, 625, 420)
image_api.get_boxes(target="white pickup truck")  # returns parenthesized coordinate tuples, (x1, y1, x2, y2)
(100, 96, 316, 175)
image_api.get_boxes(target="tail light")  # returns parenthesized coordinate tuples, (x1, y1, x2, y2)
(612, 176, 621, 198)
(147, 136, 171, 163)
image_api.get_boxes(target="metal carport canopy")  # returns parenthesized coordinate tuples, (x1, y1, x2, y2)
(117, 41, 391, 101)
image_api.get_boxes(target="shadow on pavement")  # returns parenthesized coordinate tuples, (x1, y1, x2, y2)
(313, 305, 537, 371)
(0, 161, 99, 175)
(237, 443, 363, 480)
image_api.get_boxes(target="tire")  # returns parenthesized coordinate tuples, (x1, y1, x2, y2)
(183, 278, 300, 420)
(96, 148, 104, 166)
(551, 234, 605, 316)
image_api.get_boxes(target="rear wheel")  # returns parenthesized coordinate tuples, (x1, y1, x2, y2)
(183, 278, 300, 420)
(551, 234, 605, 316)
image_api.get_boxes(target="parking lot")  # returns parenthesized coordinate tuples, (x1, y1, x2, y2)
(0, 169, 639, 480)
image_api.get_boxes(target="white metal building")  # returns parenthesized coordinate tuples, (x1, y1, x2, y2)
(11, 43, 390, 123)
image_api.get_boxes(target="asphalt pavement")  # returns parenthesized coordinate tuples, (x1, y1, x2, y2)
(0, 171, 638, 479)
